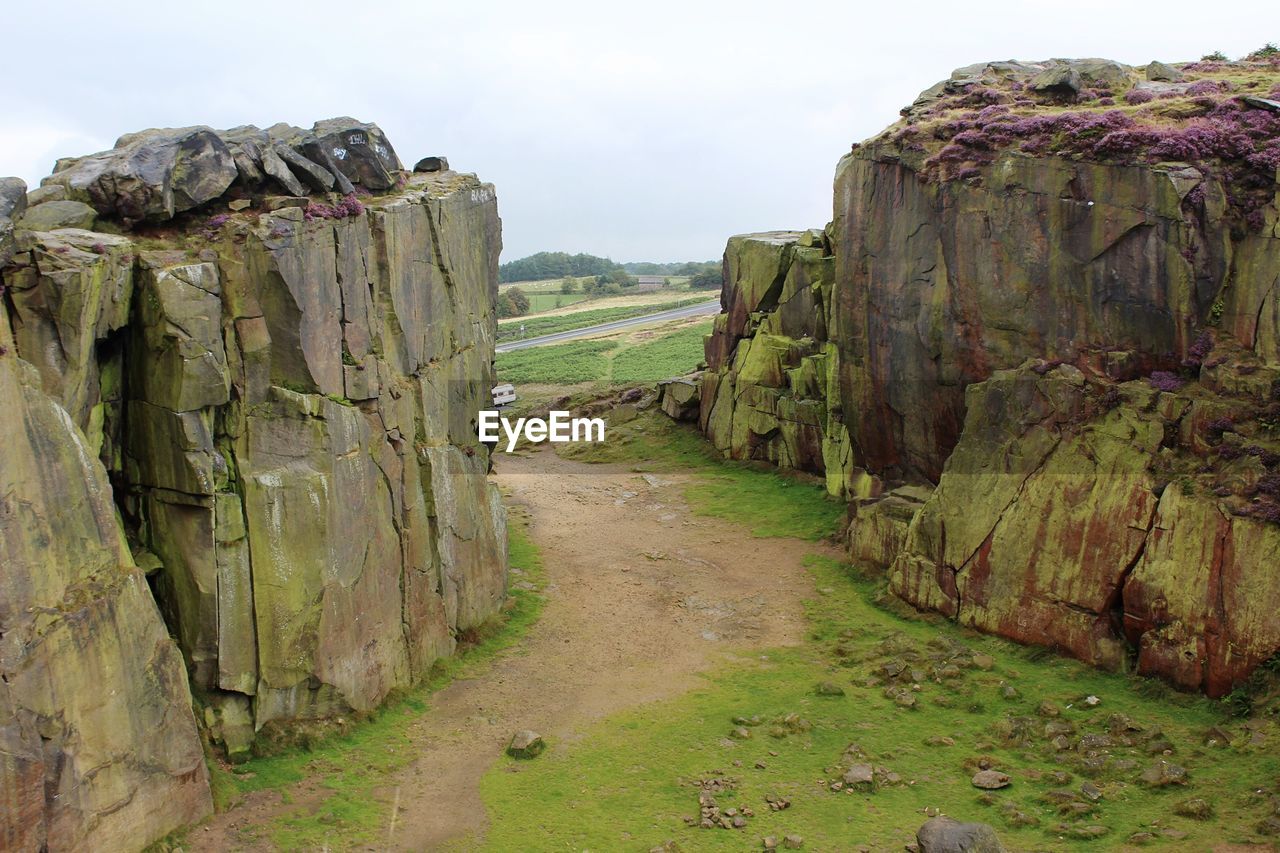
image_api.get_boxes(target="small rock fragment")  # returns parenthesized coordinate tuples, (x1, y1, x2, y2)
(506, 730, 545, 759)
(971, 770, 1011, 790)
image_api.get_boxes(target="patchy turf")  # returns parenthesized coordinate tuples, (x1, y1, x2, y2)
(479, 413, 1280, 851)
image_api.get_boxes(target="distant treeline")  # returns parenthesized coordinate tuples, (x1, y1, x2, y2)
(499, 251, 719, 283)
(620, 260, 718, 276)
(499, 252, 620, 282)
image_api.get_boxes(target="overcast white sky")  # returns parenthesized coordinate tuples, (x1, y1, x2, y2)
(2, 1, 1271, 262)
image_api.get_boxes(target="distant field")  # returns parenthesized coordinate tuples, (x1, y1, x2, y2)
(496, 297, 711, 343)
(523, 292, 590, 312)
(495, 319, 711, 385)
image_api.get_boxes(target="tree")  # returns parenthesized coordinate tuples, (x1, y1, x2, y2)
(498, 251, 621, 283)
(497, 286, 531, 318)
(506, 286, 530, 315)
(560, 276, 578, 294)
(688, 264, 723, 290)
(606, 269, 636, 288)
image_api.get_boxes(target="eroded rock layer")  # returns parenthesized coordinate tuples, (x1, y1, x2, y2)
(1, 119, 507, 849)
(694, 58, 1280, 696)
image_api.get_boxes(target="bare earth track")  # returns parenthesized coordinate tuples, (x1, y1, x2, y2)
(191, 448, 833, 850)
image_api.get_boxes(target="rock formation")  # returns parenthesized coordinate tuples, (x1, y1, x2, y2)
(1, 118, 507, 849)
(693, 57, 1280, 696)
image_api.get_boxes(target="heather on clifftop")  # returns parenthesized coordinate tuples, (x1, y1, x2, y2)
(880, 54, 1280, 230)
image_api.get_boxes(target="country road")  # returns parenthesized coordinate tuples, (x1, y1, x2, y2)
(495, 299, 720, 353)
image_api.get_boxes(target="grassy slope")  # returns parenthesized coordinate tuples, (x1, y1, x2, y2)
(479, 413, 1280, 851)
(495, 320, 711, 385)
(205, 515, 548, 849)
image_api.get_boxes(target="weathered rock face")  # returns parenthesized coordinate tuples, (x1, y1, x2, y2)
(890, 358, 1280, 696)
(699, 230, 869, 495)
(0, 311, 212, 851)
(120, 172, 507, 742)
(832, 153, 1230, 482)
(691, 58, 1280, 696)
(1, 119, 506, 847)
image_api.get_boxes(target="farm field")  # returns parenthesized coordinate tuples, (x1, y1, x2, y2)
(498, 276, 701, 319)
(496, 296, 712, 342)
(519, 291, 590, 312)
(494, 318, 711, 385)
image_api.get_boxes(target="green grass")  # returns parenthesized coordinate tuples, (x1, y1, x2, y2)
(495, 320, 711, 386)
(479, 415, 1280, 851)
(611, 321, 711, 382)
(497, 297, 712, 342)
(559, 411, 844, 542)
(496, 338, 620, 384)
(522, 292, 590, 312)
(204, 515, 548, 850)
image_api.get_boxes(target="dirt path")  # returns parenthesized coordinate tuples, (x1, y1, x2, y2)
(192, 447, 833, 850)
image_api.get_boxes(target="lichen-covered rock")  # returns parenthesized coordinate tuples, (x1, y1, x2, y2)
(1123, 488, 1280, 696)
(697, 57, 1280, 696)
(2, 229, 134, 447)
(0, 311, 212, 851)
(888, 360, 1280, 696)
(123, 172, 508, 729)
(17, 199, 97, 231)
(1, 123, 508, 847)
(889, 365, 1159, 670)
(699, 231, 870, 493)
(847, 485, 930, 568)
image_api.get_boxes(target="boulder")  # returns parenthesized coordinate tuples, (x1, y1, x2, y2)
(1, 176, 29, 221)
(17, 199, 97, 231)
(0, 175, 26, 265)
(24, 182, 65, 207)
(1145, 60, 1183, 81)
(272, 141, 336, 193)
(971, 770, 1011, 790)
(842, 764, 875, 788)
(1240, 95, 1280, 113)
(658, 376, 701, 421)
(1029, 64, 1081, 94)
(916, 816, 1007, 853)
(414, 155, 450, 173)
(307, 117, 402, 190)
(508, 730, 545, 758)
(44, 126, 237, 224)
